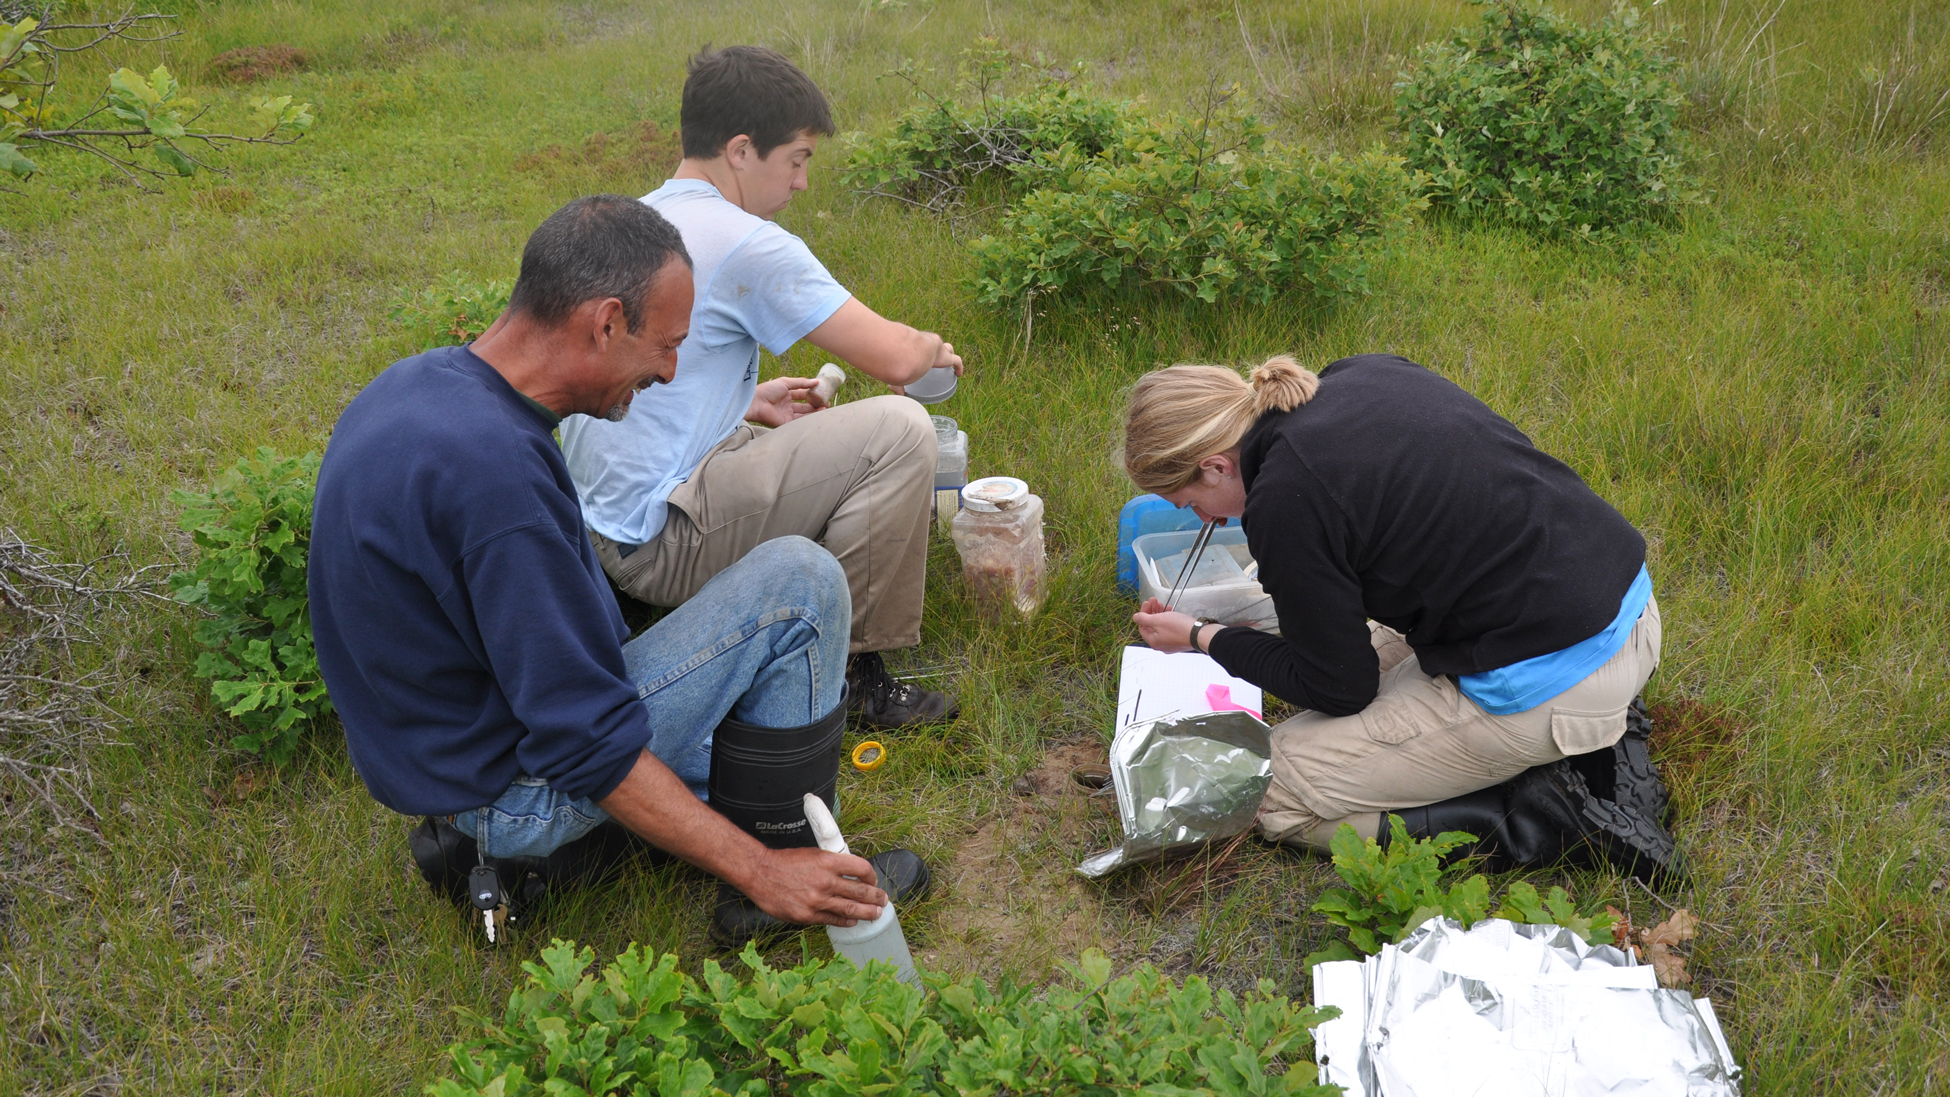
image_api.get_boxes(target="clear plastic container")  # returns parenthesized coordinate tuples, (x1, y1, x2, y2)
(931, 415, 968, 532)
(1117, 494, 1203, 593)
(951, 476, 1045, 615)
(1132, 526, 1279, 632)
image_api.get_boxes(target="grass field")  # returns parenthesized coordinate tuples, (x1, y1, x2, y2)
(3, 0, 1949, 1091)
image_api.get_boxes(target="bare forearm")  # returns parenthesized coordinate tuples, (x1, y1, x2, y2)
(816, 324, 936, 386)
(594, 749, 888, 926)
(804, 297, 955, 387)
(869, 326, 941, 386)
(596, 750, 766, 892)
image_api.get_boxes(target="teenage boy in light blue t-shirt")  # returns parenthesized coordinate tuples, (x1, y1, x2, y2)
(561, 46, 963, 728)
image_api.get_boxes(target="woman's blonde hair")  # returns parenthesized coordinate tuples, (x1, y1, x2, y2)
(1122, 355, 1319, 494)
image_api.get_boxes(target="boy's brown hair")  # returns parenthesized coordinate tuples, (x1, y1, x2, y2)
(681, 46, 836, 160)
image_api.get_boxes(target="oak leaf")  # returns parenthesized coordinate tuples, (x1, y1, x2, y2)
(1639, 908, 1699, 988)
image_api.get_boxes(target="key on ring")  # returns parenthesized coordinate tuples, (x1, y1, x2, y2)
(468, 864, 506, 944)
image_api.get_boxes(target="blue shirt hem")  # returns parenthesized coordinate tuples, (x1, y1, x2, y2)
(1457, 565, 1653, 715)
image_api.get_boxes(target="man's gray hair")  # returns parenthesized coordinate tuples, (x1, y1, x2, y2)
(508, 195, 692, 334)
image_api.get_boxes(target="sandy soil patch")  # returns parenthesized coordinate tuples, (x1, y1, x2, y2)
(917, 740, 1123, 982)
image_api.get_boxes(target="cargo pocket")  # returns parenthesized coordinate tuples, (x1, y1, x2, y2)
(1362, 696, 1423, 746)
(1549, 706, 1627, 755)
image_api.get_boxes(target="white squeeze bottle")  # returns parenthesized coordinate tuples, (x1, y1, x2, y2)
(801, 793, 918, 983)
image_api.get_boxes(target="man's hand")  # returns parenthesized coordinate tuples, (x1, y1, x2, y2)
(1133, 597, 1200, 653)
(745, 376, 826, 426)
(596, 750, 886, 927)
(742, 847, 887, 926)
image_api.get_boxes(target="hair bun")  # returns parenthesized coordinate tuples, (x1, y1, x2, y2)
(1249, 355, 1319, 415)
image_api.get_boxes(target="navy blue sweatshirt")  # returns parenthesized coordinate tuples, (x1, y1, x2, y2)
(1206, 354, 1645, 717)
(309, 345, 649, 815)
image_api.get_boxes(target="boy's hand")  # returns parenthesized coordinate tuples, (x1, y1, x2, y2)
(746, 376, 826, 426)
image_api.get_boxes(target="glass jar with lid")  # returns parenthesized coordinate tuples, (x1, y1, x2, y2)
(950, 476, 1045, 615)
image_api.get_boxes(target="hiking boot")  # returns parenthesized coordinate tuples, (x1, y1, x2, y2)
(1614, 695, 1671, 823)
(847, 651, 959, 728)
(1389, 758, 1687, 887)
(408, 815, 476, 905)
(710, 847, 933, 949)
(409, 816, 666, 936)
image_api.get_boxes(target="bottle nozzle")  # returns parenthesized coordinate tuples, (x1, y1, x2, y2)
(802, 793, 850, 855)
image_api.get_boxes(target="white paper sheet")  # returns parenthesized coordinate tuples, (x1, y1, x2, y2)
(1312, 960, 1371, 1096)
(1114, 645, 1263, 732)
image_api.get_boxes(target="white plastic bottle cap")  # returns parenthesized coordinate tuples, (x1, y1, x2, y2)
(961, 476, 1029, 512)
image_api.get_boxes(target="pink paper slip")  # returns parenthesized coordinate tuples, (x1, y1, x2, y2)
(1205, 683, 1263, 721)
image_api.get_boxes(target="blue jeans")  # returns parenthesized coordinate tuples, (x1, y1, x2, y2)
(453, 536, 849, 858)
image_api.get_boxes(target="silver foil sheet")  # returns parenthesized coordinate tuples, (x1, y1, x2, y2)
(1313, 917, 1741, 1097)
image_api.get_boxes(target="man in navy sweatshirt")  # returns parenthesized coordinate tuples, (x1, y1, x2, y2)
(310, 195, 927, 944)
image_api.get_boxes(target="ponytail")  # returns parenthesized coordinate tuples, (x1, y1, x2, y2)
(1122, 354, 1320, 495)
(1248, 355, 1318, 416)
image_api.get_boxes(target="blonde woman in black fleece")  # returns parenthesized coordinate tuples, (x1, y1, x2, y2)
(1126, 354, 1681, 883)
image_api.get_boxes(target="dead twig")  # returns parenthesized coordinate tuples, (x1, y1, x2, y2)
(0, 532, 165, 848)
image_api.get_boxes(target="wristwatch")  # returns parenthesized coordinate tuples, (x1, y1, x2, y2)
(1190, 617, 1219, 653)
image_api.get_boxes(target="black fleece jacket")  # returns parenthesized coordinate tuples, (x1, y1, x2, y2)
(1204, 354, 1645, 716)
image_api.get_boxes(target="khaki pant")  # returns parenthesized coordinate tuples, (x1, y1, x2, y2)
(592, 394, 936, 654)
(1258, 595, 1662, 851)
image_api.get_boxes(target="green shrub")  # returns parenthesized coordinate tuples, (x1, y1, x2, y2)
(839, 42, 1142, 210)
(430, 940, 1340, 1097)
(843, 45, 1419, 309)
(969, 112, 1419, 307)
(1306, 815, 1619, 965)
(1394, 0, 1699, 237)
(170, 447, 330, 764)
(390, 271, 512, 349)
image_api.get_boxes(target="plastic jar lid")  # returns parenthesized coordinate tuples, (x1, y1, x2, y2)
(962, 476, 1030, 512)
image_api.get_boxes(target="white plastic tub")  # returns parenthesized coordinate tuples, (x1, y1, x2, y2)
(1132, 527, 1278, 633)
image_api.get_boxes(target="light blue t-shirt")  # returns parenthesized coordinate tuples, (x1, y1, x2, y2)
(1457, 566, 1653, 715)
(560, 179, 852, 544)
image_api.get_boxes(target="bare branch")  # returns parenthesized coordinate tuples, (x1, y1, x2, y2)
(1, 533, 164, 850)
(3, 8, 309, 191)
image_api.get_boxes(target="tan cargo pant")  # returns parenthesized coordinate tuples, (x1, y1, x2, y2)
(1258, 595, 1661, 851)
(592, 394, 936, 654)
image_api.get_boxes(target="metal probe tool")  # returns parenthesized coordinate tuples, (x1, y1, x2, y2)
(1163, 518, 1218, 612)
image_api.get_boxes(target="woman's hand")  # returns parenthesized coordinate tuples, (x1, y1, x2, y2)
(745, 377, 826, 426)
(1133, 598, 1200, 653)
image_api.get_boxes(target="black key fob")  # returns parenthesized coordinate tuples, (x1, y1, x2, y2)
(467, 864, 504, 912)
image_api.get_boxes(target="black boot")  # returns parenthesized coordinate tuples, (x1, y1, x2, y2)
(1389, 764, 1588, 871)
(707, 694, 850, 849)
(409, 815, 476, 905)
(706, 695, 933, 947)
(709, 697, 840, 946)
(1564, 695, 1670, 824)
(1390, 758, 1687, 887)
(409, 814, 669, 933)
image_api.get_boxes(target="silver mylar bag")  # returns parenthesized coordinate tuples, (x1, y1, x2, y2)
(1076, 710, 1272, 877)
(1313, 917, 1742, 1097)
